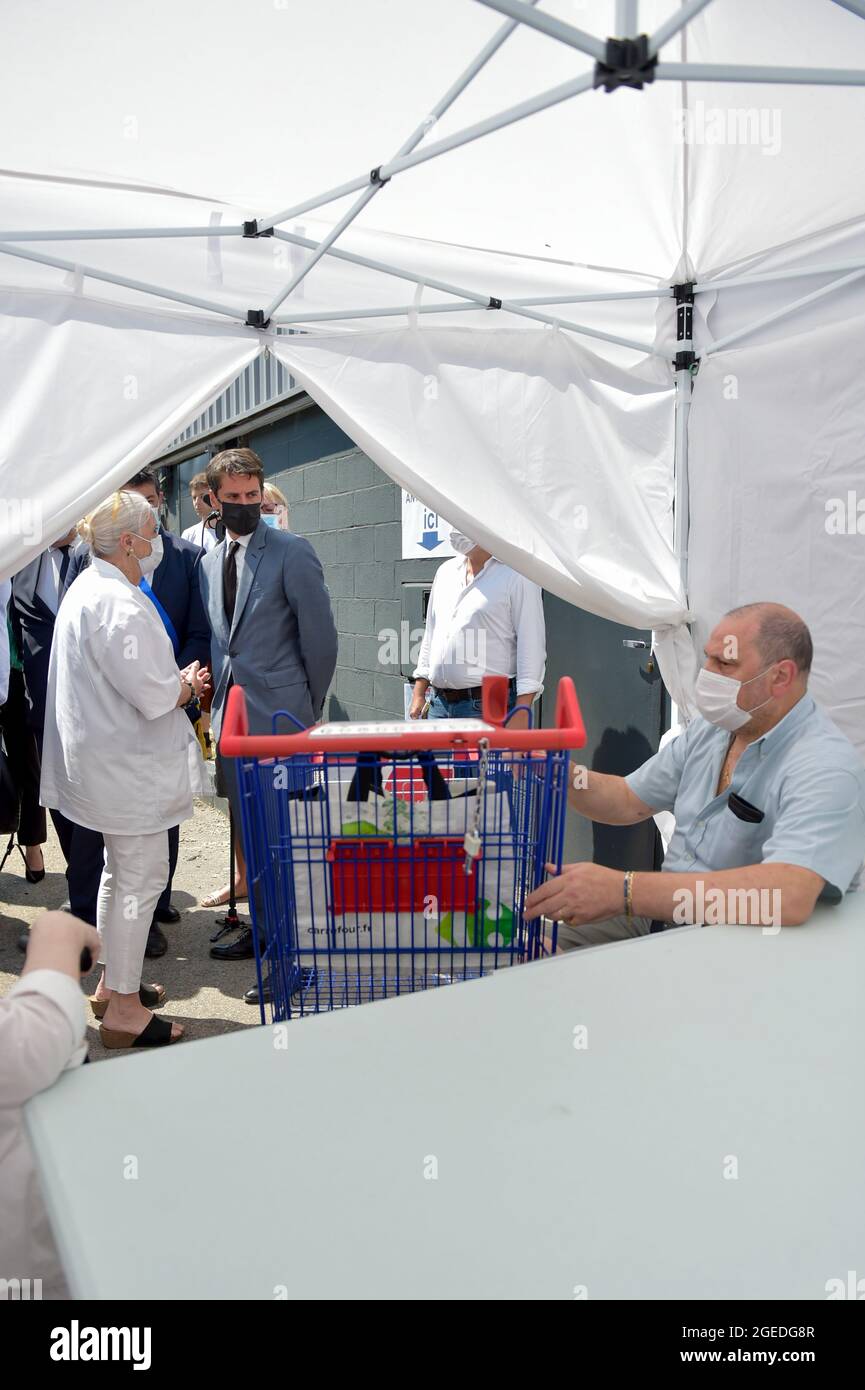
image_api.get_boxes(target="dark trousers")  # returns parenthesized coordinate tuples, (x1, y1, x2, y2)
(0, 669, 47, 846)
(64, 822, 178, 927)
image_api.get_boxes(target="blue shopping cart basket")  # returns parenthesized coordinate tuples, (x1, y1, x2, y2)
(221, 675, 586, 1023)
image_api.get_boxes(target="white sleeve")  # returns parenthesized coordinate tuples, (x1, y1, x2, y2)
(1, 971, 87, 1108)
(510, 575, 546, 696)
(412, 574, 439, 681)
(85, 607, 179, 720)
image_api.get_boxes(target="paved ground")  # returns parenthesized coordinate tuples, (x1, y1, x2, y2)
(0, 799, 262, 1063)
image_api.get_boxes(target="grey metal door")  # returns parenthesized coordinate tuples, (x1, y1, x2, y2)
(540, 595, 667, 872)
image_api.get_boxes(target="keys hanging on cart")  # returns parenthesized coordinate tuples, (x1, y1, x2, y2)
(463, 737, 489, 874)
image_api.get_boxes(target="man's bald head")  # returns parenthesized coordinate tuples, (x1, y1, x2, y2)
(723, 603, 812, 676)
(703, 602, 811, 733)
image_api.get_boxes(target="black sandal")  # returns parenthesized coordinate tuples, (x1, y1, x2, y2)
(90, 983, 165, 1019)
(99, 1013, 182, 1049)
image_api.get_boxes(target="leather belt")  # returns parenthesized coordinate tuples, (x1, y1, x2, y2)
(434, 679, 517, 704)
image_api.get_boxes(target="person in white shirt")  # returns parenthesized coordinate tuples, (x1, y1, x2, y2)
(181, 471, 219, 552)
(0, 578, 10, 706)
(40, 491, 210, 1049)
(0, 910, 100, 1300)
(410, 528, 546, 728)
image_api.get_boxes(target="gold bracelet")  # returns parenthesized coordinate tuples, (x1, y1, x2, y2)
(624, 870, 635, 920)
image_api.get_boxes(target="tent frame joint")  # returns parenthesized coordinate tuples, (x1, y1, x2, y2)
(488, 296, 503, 309)
(593, 35, 657, 92)
(242, 220, 274, 238)
(369, 165, 392, 186)
(246, 308, 271, 329)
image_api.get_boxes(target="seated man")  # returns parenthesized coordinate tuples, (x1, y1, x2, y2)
(526, 603, 865, 944)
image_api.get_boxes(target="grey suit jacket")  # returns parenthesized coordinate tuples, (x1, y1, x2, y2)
(200, 521, 338, 737)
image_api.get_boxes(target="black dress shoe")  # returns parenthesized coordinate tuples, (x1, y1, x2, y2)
(210, 926, 262, 961)
(153, 904, 181, 924)
(244, 976, 272, 1005)
(144, 923, 168, 958)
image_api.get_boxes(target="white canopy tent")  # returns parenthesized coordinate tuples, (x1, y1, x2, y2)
(1, 0, 864, 751)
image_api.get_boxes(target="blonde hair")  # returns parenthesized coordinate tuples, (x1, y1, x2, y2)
(263, 482, 291, 530)
(78, 490, 156, 558)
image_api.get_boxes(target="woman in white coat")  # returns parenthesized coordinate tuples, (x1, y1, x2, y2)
(40, 491, 210, 1048)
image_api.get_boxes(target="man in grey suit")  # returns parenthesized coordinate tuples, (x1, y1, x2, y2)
(198, 447, 338, 996)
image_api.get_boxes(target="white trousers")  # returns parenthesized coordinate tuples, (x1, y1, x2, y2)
(97, 831, 169, 994)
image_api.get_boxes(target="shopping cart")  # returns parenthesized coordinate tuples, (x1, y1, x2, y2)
(220, 674, 586, 1023)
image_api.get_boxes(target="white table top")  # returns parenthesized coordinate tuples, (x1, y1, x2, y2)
(27, 899, 865, 1300)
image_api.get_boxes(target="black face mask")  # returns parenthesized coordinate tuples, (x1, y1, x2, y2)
(219, 501, 261, 536)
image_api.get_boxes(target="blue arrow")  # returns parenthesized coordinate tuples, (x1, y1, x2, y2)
(419, 530, 444, 552)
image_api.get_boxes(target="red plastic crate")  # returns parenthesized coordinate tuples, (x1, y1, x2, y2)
(326, 837, 479, 913)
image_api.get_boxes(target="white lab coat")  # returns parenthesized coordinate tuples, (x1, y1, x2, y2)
(40, 557, 196, 835)
(0, 970, 87, 1299)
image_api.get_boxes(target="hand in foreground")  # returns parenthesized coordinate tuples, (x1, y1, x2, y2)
(23, 911, 102, 982)
(524, 861, 623, 926)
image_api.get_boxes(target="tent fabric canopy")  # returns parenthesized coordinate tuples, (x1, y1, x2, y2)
(2, 0, 864, 750)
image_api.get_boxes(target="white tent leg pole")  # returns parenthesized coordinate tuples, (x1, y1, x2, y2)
(649, 0, 715, 56)
(673, 368, 692, 598)
(473, 0, 606, 62)
(704, 266, 865, 353)
(656, 61, 865, 85)
(0, 241, 248, 322)
(262, 0, 542, 313)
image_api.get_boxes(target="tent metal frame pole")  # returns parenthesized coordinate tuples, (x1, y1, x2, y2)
(0, 241, 248, 322)
(273, 302, 489, 325)
(656, 61, 865, 85)
(695, 258, 865, 294)
(262, 0, 542, 316)
(260, 71, 596, 236)
(0, 226, 245, 243)
(832, 0, 865, 20)
(616, 1, 638, 36)
(271, 228, 669, 355)
(649, 0, 715, 56)
(703, 266, 865, 354)
(473, 0, 606, 63)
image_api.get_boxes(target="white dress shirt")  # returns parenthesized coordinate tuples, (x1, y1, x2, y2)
(34, 546, 68, 615)
(0, 970, 87, 1299)
(181, 519, 218, 552)
(40, 557, 196, 835)
(413, 556, 545, 695)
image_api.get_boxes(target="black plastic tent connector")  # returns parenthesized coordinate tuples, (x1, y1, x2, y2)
(674, 349, 697, 372)
(242, 220, 274, 238)
(593, 35, 657, 92)
(488, 296, 503, 310)
(370, 166, 391, 186)
(246, 309, 271, 329)
(673, 279, 696, 355)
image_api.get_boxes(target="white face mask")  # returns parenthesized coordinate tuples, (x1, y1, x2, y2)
(448, 529, 475, 556)
(694, 665, 776, 732)
(131, 532, 163, 577)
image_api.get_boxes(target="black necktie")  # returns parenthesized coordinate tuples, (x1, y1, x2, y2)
(223, 540, 240, 624)
(56, 544, 71, 591)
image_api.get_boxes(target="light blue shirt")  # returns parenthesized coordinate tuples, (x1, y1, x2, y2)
(626, 695, 865, 901)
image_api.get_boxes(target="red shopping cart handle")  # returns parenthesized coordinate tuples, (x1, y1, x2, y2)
(220, 675, 586, 756)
